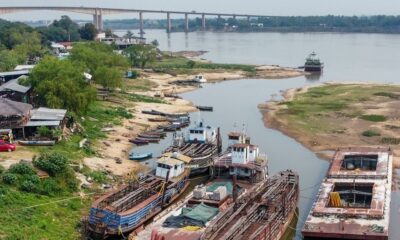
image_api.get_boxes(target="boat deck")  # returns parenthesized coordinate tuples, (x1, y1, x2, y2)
(302, 147, 392, 240)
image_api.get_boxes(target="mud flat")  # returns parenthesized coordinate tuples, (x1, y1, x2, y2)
(259, 83, 400, 170)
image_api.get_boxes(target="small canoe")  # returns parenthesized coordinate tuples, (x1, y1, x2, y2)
(19, 140, 56, 146)
(148, 117, 168, 122)
(129, 152, 153, 160)
(135, 137, 160, 143)
(138, 134, 162, 139)
(129, 139, 149, 145)
(196, 106, 213, 111)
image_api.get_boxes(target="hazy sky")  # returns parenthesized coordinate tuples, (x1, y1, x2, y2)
(1, 0, 400, 21)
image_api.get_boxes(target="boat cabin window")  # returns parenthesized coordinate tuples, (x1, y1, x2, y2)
(328, 183, 373, 209)
(157, 163, 171, 169)
(341, 155, 378, 171)
(190, 130, 204, 134)
(229, 136, 239, 140)
(174, 165, 178, 170)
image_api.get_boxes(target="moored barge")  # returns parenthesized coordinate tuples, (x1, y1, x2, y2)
(136, 134, 299, 240)
(87, 152, 192, 239)
(302, 147, 392, 240)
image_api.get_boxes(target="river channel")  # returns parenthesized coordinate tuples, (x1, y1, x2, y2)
(117, 29, 400, 239)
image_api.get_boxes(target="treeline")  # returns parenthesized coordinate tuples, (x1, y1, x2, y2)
(103, 15, 400, 33)
(0, 16, 98, 71)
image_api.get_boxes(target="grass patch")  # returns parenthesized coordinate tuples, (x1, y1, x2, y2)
(278, 84, 400, 134)
(374, 92, 400, 99)
(362, 130, 381, 137)
(120, 92, 166, 104)
(124, 78, 157, 92)
(151, 56, 256, 75)
(360, 114, 387, 122)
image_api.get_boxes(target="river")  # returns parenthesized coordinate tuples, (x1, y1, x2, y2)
(118, 29, 400, 239)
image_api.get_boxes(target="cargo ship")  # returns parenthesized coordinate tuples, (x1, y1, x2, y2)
(166, 120, 222, 176)
(302, 147, 392, 240)
(87, 152, 192, 239)
(135, 133, 299, 240)
(304, 52, 324, 72)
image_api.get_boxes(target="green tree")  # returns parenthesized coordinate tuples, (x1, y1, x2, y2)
(0, 49, 19, 71)
(29, 56, 96, 114)
(79, 23, 98, 41)
(124, 44, 157, 69)
(151, 39, 159, 47)
(93, 66, 123, 90)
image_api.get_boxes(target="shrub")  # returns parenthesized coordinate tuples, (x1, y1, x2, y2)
(39, 179, 63, 196)
(186, 60, 196, 68)
(362, 130, 381, 137)
(2, 173, 17, 185)
(20, 180, 38, 192)
(8, 162, 36, 175)
(23, 175, 40, 184)
(88, 171, 108, 184)
(0, 165, 4, 174)
(37, 126, 52, 138)
(33, 152, 68, 176)
(360, 114, 387, 122)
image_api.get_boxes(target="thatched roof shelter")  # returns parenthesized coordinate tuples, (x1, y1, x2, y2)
(0, 97, 32, 129)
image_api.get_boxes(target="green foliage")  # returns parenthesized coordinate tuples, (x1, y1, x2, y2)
(88, 170, 108, 184)
(29, 56, 96, 114)
(151, 39, 160, 47)
(94, 66, 123, 90)
(38, 178, 63, 196)
(0, 49, 20, 71)
(37, 126, 52, 138)
(124, 44, 157, 69)
(79, 23, 98, 41)
(360, 114, 387, 122)
(121, 92, 166, 104)
(8, 162, 36, 175)
(2, 173, 17, 185)
(38, 15, 81, 42)
(0, 165, 4, 174)
(70, 42, 129, 74)
(20, 180, 38, 192)
(362, 130, 381, 137)
(104, 107, 133, 119)
(373, 92, 400, 99)
(187, 60, 196, 68)
(33, 151, 68, 176)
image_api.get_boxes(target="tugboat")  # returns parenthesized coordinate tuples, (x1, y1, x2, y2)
(166, 120, 222, 177)
(135, 132, 299, 240)
(304, 52, 324, 72)
(87, 152, 191, 238)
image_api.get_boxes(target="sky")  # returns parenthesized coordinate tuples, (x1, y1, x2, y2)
(1, 0, 400, 21)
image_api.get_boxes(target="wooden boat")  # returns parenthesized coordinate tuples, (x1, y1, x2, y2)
(129, 152, 153, 160)
(196, 106, 213, 111)
(135, 137, 160, 143)
(138, 133, 162, 139)
(18, 140, 56, 146)
(87, 153, 192, 238)
(129, 139, 149, 145)
(148, 117, 168, 122)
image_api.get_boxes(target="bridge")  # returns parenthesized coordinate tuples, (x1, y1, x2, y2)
(0, 6, 271, 34)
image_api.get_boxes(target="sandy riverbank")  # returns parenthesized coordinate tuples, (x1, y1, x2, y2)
(259, 83, 400, 172)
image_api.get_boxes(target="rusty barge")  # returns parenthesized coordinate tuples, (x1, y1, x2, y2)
(135, 133, 299, 240)
(302, 147, 393, 240)
(87, 153, 192, 239)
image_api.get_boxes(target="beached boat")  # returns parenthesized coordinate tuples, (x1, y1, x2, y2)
(166, 121, 222, 176)
(87, 152, 192, 238)
(135, 137, 160, 143)
(18, 140, 56, 146)
(136, 136, 299, 240)
(193, 74, 207, 83)
(148, 117, 168, 122)
(129, 138, 149, 145)
(129, 152, 153, 160)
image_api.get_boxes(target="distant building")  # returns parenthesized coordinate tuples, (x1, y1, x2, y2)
(0, 77, 32, 103)
(0, 70, 30, 84)
(0, 98, 32, 138)
(100, 37, 146, 49)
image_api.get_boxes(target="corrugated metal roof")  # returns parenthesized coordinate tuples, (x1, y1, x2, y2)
(30, 107, 67, 121)
(161, 152, 192, 163)
(157, 158, 183, 166)
(0, 97, 32, 117)
(0, 70, 30, 77)
(0, 79, 31, 93)
(25, 120, 61, 127)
